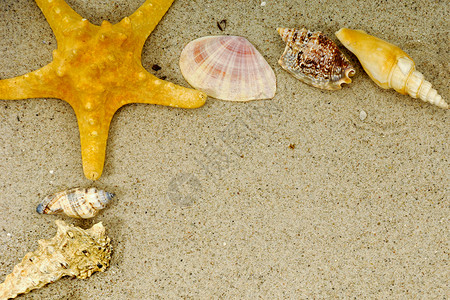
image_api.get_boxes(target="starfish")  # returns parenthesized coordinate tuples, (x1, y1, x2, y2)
(0, 0, 207, 180)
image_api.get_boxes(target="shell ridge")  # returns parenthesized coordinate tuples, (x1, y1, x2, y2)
(242, 45, 253, 97)
(221, 42, 238, 98)
(217, 37, 242, 97)
(196, 45, 228, 97)
(248, 47, 258, 97)
(210, 40, 235, 79)
(241, 39, 273, 99)
(250, 45, 265, 98)
(196, 38, 230, 82)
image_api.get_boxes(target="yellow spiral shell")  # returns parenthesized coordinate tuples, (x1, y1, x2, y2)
(335, 28, 448, 109)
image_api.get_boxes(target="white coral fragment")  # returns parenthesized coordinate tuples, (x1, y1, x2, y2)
(0, 220, 112, 299)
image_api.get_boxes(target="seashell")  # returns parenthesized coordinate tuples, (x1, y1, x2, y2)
(0, 220, 112, 299)
(36, 187, 115, 219)
(277, 28, 355, 90)
(179, 36, 276, 101)
(335, 28, 448, 109)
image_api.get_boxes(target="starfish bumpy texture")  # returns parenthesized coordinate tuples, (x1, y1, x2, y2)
(0, 0, 207, 180)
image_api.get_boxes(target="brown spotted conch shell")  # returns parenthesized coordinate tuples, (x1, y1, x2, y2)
(277, 27, 355, 90)
(179, 36, 276, 101)
(36, 187, 115, 219)
(335, 28, 448, 109)
(0, 220, 112, 299)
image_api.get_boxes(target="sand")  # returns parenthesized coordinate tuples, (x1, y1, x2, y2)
(0, 0, 448, 298)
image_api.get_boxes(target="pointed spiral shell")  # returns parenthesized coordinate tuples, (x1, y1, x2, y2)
(36, 187, 115, 219)
(335, 28, 448, 109)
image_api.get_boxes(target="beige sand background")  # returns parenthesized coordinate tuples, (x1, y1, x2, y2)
(0, 0, 448, 298)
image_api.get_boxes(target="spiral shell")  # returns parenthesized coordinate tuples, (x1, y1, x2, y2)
(277, 28, 355, 90)
(0, 220, 112, 299)
(335, 28, 448, 109)
(36, 187, 115, 219)
(179, 36, 276, 101)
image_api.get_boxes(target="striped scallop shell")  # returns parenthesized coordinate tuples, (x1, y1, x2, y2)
(179, 36, 276, 101)
(36, 187, 114, 219)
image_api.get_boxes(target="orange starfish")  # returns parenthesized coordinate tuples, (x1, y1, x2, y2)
(0, 0, 207, 180)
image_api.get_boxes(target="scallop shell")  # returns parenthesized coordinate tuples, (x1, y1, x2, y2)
(335, 28, 448, 109)
(277, 28, 355, 90)
(36, 187, 115, 219)
(0, 220, 112, 299)
(179, 36, 276, 101)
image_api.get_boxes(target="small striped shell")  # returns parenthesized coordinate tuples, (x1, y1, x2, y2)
(36, 187, 114, 219)
(179, 36, 276, 101)
(277, 28, 355, 90)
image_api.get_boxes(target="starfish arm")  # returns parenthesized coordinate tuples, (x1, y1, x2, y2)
(124, 0, 175, 50)
(72, 104, 115, 181)
(34, 0, 84, 41)
(119, 74, 207, 109)
(0, 63, 62, 100)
